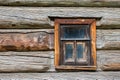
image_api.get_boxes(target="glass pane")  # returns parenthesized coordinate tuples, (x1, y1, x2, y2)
(76, 42, 90, 64)
(76, 44, 84, 58)
(61, 24, 90, 39)
(62, 42, 75, 64)
(65, 44, 73, 59)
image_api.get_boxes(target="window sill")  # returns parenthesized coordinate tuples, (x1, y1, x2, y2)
(55, 66, 96, 71)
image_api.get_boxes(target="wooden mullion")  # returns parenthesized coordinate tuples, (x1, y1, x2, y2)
(74, 40, 77, 65)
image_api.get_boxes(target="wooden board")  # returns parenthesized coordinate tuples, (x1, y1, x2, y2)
(96, 29, 120, 50)
(0, 31, 53, 51)
(97, 50, 120, 71)
(0, 72, 119, 80)
(0, 51, 52, 72)
(0, 0, 119, 7)
(50, 50, 120, 71)
(0, 50, 119, 72)
(0, 7, 120, 29)
(101, 63, 120, 71)
(0, 29, 119, 51)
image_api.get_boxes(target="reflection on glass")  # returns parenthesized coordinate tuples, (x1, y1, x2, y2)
(61, 25, 89, 38)
(65, 44, 73, 59)
(76, 44, 84, 58)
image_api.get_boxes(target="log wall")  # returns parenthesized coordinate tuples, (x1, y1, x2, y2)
(0, 29, 119, 51)
(0, 7, 120, 29)
(0, 0, 119, 79)
(0, 0, 119, 7)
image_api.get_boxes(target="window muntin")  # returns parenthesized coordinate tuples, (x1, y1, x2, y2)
(61, 41, 90, 65)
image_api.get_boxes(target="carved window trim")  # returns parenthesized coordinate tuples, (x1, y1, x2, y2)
(54, 19, 96, 71)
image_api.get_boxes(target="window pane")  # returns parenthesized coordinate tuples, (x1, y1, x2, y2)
(61, 25, 90, 39)
(76, 42, 90, 64)
(76, 44, 84, 58)
(65, 44, 73, 59)
(63, 42, 75, 64)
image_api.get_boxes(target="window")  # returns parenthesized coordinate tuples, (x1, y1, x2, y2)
(54, 19, 96, 71)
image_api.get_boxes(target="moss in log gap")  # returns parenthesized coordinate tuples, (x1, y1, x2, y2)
(0, 1, 120, 7)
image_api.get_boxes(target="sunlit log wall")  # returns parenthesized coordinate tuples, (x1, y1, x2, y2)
(0, 0, 119, 79)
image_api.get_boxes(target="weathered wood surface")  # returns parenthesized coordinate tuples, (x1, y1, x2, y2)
(0, 31, 53, 51)
(0, 29, 119, 51)
(0, 0, 119, 7)
(96, 29, 120, 50)
(0, 50, 119, 72)
(0, 51, 52, 72)
(49, 50, 120, 71)
(0, 72, 119, 80)
(0, 7, 120, 29)
(101, 63, 120, 71)
(97, 50, 120, 71)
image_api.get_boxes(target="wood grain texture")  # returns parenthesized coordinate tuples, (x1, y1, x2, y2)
(96, 29, 120, 50)
(0, 0, 119, 7)
(0, 7, 120, 29)
(54, 19, 60, 67)
(50, 50, 120, 71)
(0, 72, 119, 80)
(0, 31, 53, 51)
(0, 51, 52, 72)
(97, 50, 120, 71)
(0, 50, 119, 72)
(0, 29, 119, 51)
(91, 20, 96, 68)
(101, 63, 120, 71)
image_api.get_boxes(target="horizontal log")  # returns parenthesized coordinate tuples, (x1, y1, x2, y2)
(101, 63, 120, 71)
(49, 50, 120, 71)
(0, 50, 119, 72)
(96, 29, 120, 50)
(0, 29, 119, 51)
(97, 50, 120, 71)
(0, 0, 119, 7)
(0, 31, 53, 51)
(0, 72, 119, 80)
(0, 51, 52, 72)
(0, 7, 120, 29)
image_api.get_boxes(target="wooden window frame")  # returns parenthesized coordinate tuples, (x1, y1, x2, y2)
(54, 19, 96, 71)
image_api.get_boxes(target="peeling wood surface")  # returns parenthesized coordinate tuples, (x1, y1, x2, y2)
(0, 0, 119, 7)
(0, 51, 52, 72)
(0, 72, 119, 80)
(0, 7, 120, 29)
(101, 63, 120, 71)
(0, 29, 119, 51)
(0, 31, 53, 51)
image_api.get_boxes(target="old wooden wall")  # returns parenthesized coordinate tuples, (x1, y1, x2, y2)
(0, 0, 119, 79)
